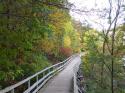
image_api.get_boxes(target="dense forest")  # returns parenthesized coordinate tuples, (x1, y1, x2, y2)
(0, 0, 81, 89)
(0, 0, 125, 93)
(81, 25, 125, 93)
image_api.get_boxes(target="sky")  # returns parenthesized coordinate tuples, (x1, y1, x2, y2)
(68, 0, 125, 30)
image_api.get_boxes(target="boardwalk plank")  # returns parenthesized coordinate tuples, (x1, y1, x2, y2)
(38, 56, 81, 93)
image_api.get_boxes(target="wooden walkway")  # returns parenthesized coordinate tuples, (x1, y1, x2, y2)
(38, 56, 81, 93)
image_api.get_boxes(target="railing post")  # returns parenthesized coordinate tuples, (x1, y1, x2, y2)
(48, 68, 50, 73)
(58, 63, 60, 68)
(36, 75, 39, 88)
(11, 89, 14, 93)
(43, 72, 45, 77)
(28, 80, 30, 88)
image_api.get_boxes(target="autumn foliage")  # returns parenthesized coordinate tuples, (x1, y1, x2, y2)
(59, 47, 73, 57)
(0, 0, 81, 89)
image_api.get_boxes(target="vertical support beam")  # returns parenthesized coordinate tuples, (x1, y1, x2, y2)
(48, 68, 50, 73)
(48, 68, 51, 76)
(11, 89, 14, 93)
(36, 75, 39, 88)
(28, 80, 30, 88)
(43, 72, 45, 77)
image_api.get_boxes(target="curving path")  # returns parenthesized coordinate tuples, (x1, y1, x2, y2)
(38, 56, 81, 93)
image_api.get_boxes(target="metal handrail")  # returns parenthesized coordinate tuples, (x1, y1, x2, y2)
(0, 55, 75, 93)
(74, 73, 85, 93)
(73, 60, 85, 93)
(73, 57, 81, 93)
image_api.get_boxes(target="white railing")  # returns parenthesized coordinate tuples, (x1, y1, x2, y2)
(0, 55, 76, 93)
(73, 61, 86, 93)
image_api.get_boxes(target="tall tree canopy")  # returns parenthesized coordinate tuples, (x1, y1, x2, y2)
(0, 0, 81, 89)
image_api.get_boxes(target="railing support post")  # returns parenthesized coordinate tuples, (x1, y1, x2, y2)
(36, 75, 39, 88)
(43, 72, 45, 77)
(28, 80, 30, 88)
(11, 89, 14, 93)
(48, 68, 50, 73)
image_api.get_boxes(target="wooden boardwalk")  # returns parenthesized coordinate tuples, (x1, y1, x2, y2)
(38, 56, 81, 93)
